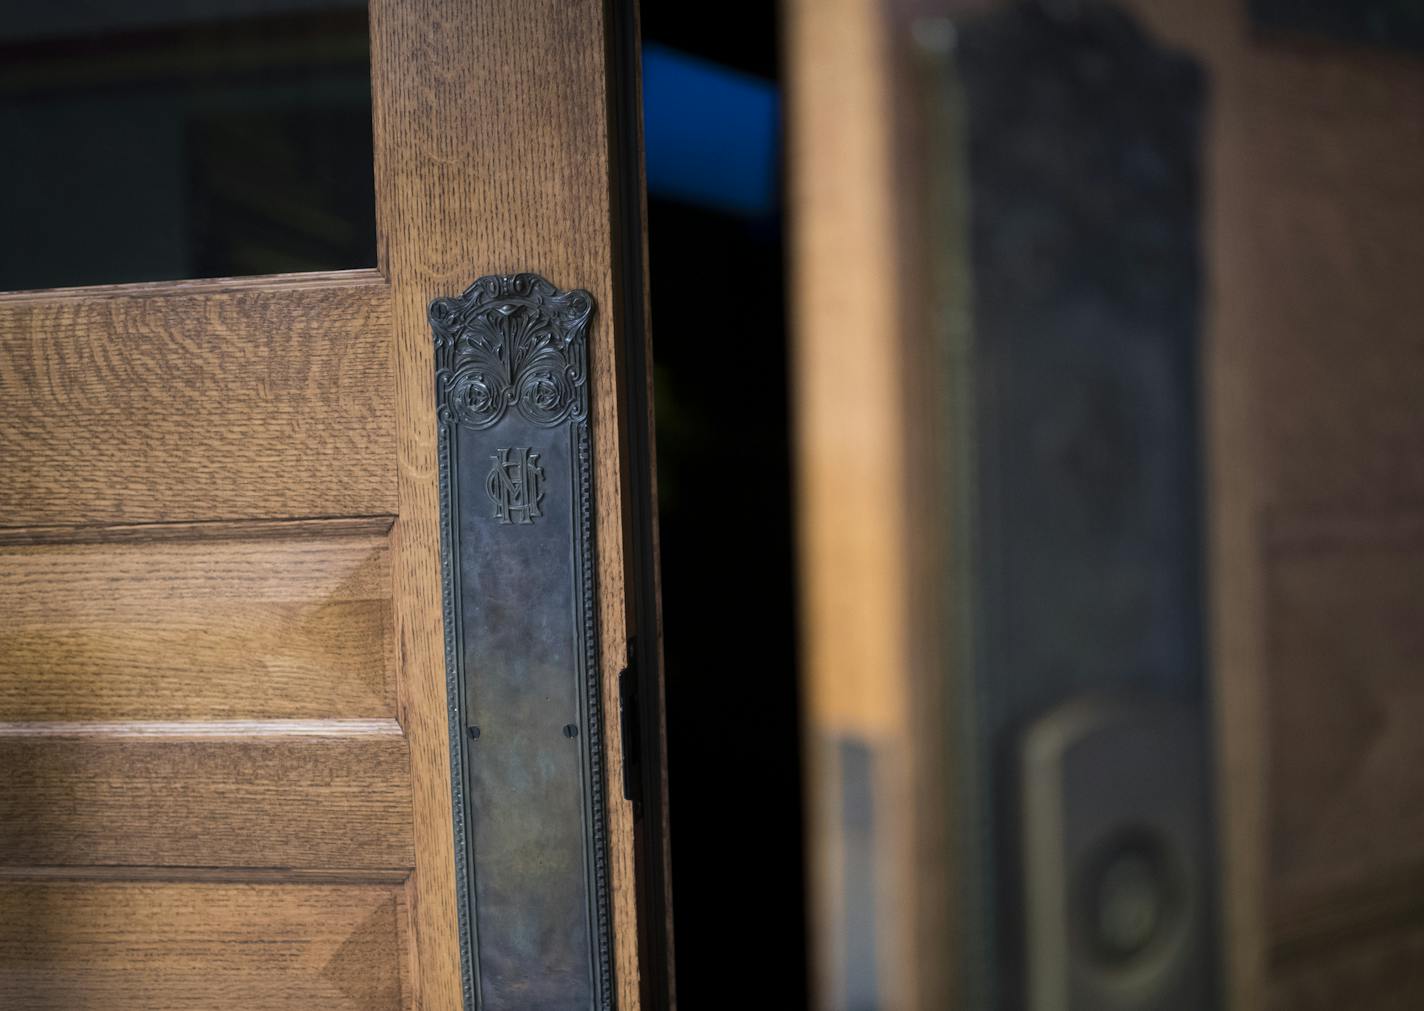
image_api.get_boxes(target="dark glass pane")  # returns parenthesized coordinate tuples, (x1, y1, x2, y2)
(0, 1, 374, 291)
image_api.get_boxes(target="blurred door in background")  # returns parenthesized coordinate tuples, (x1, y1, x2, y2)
(788, 0, 1424, 1009)
(0, 1, 668, 1009)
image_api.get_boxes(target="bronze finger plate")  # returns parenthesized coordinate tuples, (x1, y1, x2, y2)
(432, 273, 612, 1010)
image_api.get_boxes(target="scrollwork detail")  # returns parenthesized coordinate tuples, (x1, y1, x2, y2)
(431, 273, 593, 430)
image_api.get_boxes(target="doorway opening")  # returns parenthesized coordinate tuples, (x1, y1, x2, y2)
(641, 4, 808, 1006)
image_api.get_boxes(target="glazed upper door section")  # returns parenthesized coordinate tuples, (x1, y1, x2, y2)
(0, 1, 656, 1009)
(0, 0, 376, 292)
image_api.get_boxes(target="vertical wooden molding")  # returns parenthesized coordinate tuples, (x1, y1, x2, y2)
(604, 0, 676, 1005)
(786, 0, 919, 1008)
(369, 0, 641, 1006)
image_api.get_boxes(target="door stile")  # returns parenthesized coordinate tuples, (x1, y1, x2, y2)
(604, 0, 676, 1005)
(369, 0, 654, 1006)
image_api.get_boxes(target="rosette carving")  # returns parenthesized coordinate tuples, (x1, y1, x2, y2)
(431, 272, 594, 430)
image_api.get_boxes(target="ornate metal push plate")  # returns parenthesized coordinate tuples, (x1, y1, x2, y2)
(432, 273, 612, 1010)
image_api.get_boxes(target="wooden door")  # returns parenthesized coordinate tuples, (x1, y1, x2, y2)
(788, 0, 1424, 1009)
(0, 1, 666, 1008)
(1136, 3, 1424, 1007)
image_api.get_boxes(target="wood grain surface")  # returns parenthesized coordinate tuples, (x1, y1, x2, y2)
(369, 0, 642, 1005)
(0, 524, 394, 721)
(0, 720, 414, 870)
(0, 3, 655, 1006)
(785, 0, 924, 1007)
(0, 269, 395, 526)
(0, 880, 407, 1010)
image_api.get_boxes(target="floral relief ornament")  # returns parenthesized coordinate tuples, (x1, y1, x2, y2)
(430, 272, 594, 431)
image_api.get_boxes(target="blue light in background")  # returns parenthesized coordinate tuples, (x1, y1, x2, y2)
(641, 43, 780, 218)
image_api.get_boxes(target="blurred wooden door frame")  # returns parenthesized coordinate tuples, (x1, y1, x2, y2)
(787, 0, 1424, 1008)
(0, 0, 671, 1007)
(786, 0, 957, 1007)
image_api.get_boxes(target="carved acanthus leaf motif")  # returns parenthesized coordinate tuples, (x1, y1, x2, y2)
(431, 272, 594, 430)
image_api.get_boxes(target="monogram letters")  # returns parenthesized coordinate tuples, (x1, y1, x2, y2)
(485, 447, 544, 525)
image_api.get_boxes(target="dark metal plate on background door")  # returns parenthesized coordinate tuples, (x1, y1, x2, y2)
(917, 5, 1218, 1007)
(432, 273, 612, 1010)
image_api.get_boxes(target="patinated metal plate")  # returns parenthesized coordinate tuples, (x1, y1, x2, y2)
(432, 273, 611, 1010)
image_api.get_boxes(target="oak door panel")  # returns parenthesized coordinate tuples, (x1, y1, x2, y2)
(0, 523, 394, 722)
(0, 880, 407, 1010)
(1262, 511, 1424, 1001)
(0, 721, 414, 870)
(0, 270, 395, 526)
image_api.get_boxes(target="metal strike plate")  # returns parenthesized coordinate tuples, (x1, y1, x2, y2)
(432, 273, 612, 1010)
